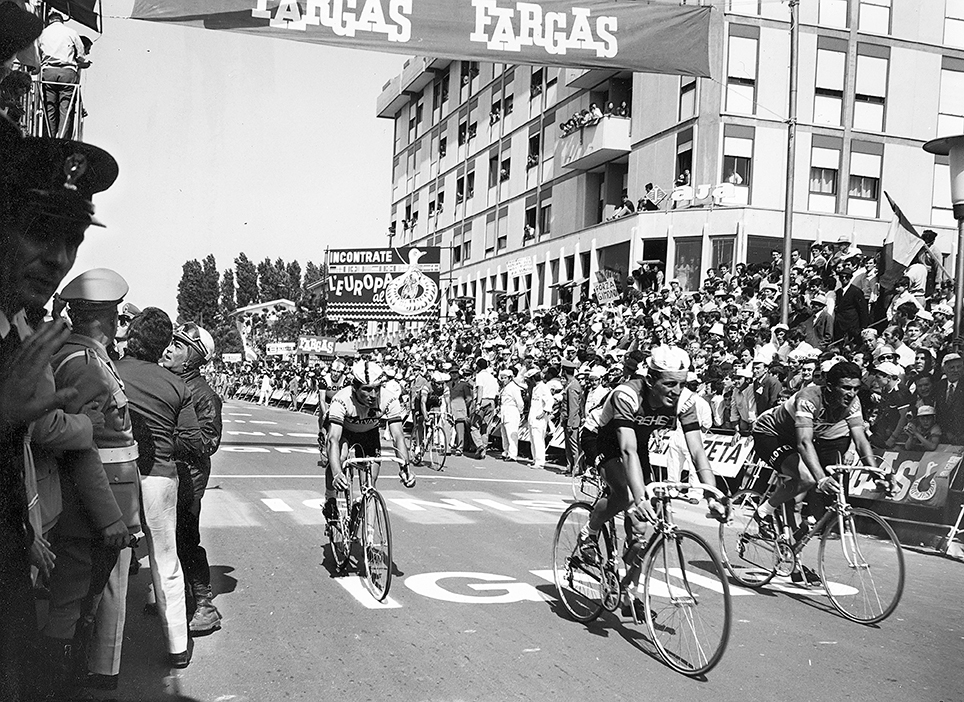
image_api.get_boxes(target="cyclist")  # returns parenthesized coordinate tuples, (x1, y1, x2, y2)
(750, 360, 877, 584)
(322, 360, 416, 523)
(577, 347, 726, 611)
(408, 363, 431, 461)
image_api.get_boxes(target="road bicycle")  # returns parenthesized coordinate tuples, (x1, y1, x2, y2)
(719, 462, 904, 624)
(408, 409, 448, 471)
(553, 481, 732, 676)
(326, 446, 399, 601)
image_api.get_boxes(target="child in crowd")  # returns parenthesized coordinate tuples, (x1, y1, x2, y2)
(903, 405, 942, 451)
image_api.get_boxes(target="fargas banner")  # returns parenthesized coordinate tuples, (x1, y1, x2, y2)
(130, 1, 716, 78)
(326, 247, 441, 322)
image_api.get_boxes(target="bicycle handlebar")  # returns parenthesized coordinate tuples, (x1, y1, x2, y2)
(645, 481, 727, 504)
(342, 455, 406, 468)
(825, 464, 891, 479)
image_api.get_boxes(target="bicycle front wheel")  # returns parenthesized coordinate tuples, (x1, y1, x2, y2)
(718, 490, 779, 588)
(818, 507, 904, 624)
(360, 490, 393, 601)
(552, 502, 613, 623)
(643, 530, 731, 676)
(327, 492, 351, 572)
(424, 421, 447, 471)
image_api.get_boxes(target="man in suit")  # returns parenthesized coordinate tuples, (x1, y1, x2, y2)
(833, 258, 870, 345)
(559, 360, 585, 475)
(936, 353, 964, 445)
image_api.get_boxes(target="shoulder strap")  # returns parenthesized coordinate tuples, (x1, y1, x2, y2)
(52, 349, 91, 378)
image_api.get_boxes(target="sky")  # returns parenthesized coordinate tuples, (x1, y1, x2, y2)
(71, 1, 407, 315)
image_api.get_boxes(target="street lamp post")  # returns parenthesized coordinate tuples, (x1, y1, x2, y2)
(924, 135, 964, 336)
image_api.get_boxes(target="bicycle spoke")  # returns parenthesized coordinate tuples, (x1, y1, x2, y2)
(361, 490, 393, 601)
(643, 531, 731, 676)
(818, 508, 904, 624)
(552, 502, 610, 623)
(719, 490, 778, 588)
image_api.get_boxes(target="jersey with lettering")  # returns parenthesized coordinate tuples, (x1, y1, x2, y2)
(327, 386, 403, 434)
(596, 379, 700, 466)
(752, 384, 862, 442)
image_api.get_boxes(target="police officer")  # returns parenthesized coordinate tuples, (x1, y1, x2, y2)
(0, 129, 119, 700)
(51, 268, 141, 693)
(161, 323, 224, 634)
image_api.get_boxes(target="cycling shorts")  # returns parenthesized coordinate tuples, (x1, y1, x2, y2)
(752, 433, 851, 476)
(337, 428, 381, 464)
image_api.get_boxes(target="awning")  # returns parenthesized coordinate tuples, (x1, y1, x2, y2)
(130, 1, 717, 78)
(49, 0, 101, 33)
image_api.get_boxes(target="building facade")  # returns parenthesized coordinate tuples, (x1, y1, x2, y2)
(374, 0, 963, 327)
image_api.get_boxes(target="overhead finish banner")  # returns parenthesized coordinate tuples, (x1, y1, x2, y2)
(326, 247, 441, 322)
(130, 1, 715, 77)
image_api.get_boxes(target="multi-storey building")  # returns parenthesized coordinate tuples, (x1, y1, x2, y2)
(374, 0, 963, 326)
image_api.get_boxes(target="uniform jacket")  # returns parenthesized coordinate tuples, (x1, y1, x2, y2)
(560, 377, 585, 429)
(48, 336, 127, 537)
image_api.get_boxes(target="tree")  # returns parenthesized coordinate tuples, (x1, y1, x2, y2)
(220, 268, 236, 315)
(198, 254, 220, 326)
(302, 261, 321, 304)
(235, 252, 259, 307)
(258, 257, 286, 302)
(285, 260, 302, 304)
(176, 259, 204, 323)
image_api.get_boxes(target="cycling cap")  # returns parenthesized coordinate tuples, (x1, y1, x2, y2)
(173, 322, 215, 362)
(643, 345, 691, 375)
(352, 360, 385, 386)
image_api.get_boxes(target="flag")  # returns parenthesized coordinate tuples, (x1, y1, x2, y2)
(878, 192, 926, 291)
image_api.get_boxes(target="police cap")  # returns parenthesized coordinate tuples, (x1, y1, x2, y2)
(1, 137, 119, 227)
(60, 268, 129, 311)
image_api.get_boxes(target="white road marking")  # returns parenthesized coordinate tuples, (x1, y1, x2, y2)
(213, 474, 569, 486)
(228, 413, 251, 416)
(529, 569, 756, 597)
(249, 420, 277, 425)
(269, 432, 285, 437)
(261, 498, 293, 512)
(287, 433, 317, 438)
(472, 499, 519, 512)
(226, 431, 265, 436)
(334, 577, 402, 609)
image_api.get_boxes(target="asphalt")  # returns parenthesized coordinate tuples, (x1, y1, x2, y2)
(93, 400, 964, 702)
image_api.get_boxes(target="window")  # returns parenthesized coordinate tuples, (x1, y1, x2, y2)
(500, 158, 511, 182)
(818, 0, 849, 28)
(504, 94, 514, 116)
(859, 0, 890, 34)
(485, 215, 496, 253)
(676, 128, 693, 184)
(466, 172, 475, 199)
(439, 136, 447, 158)
(947, 0, 964, 48)
(933, 159, 955, 227)
(853, 50, 888, 132)
(530, 68, 544, 97)
(462, 241, 472, 261)
(540, 202, 553, 235)
(725, 0, 760, 15)
(467, 121, 478, 141)
(938, 66, 964, 136)
(848, 144, 882, 218)
(814, 48, 846, 125)
(456, 176, 465, 203)
(497, 209, 508, 251)
(809, 140, 840, 213)
(712, 237, 735, 272)
(726, 31, 758, 115)
(432, 71, 449, 118)
(527, 134, 541, 169)
(524, 206, 537, 240)
(453, 244, 462, 264)
(458, 121, 467, 146)
(461, 61, 479, 85)
(679, 77, 696, 121)
(722, 128, 754, 205)
(408, 94, 424, 140)
(488, 153, 499, 188)
(490, 99, 501, 125)
(436, 190, 445, 215)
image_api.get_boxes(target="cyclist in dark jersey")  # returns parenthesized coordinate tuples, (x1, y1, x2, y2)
(751, 361, 877, 582)
(580, 347, 725, 550)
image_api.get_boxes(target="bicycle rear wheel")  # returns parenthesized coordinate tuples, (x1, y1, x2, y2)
(424, 420, 447, 471)
(327, 491, 351, 572)
(571, 466, 603, 502)
(643, 530, 731, 676)
(360, 489, 393, 601)
(552, 502, 613, 623)
(818, 507, 904, 624)
(718, 490, 779, 588)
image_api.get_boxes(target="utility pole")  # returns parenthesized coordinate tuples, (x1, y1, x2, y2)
(780, 0, 800, 324)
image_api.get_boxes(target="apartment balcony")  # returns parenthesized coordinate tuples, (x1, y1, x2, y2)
(376, 74, 408, 119)
(555, 116, 631, 171)
(566, 67, 619, 90)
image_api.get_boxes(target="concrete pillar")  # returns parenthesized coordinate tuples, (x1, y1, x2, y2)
(665, 222, 676, 282)
(589, 237, 599, 294)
